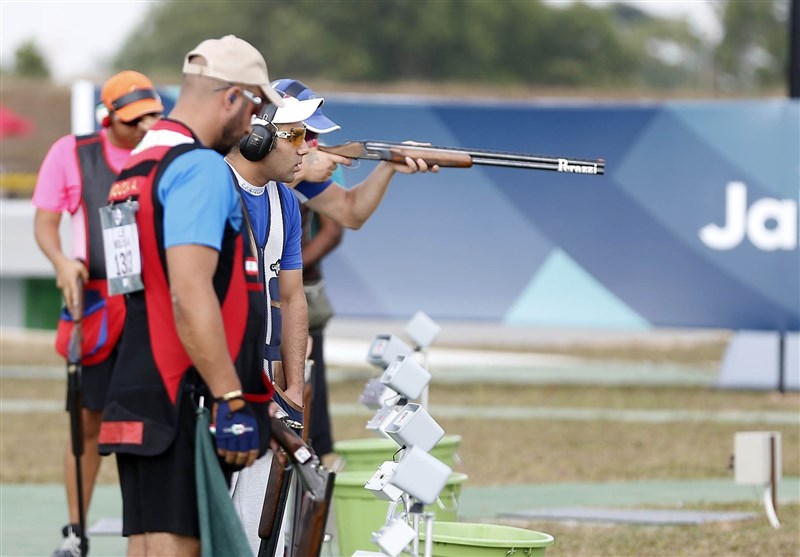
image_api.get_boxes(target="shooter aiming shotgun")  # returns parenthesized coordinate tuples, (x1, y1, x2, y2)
(66, 278, 88, 557)
(320, 140, 605, 175)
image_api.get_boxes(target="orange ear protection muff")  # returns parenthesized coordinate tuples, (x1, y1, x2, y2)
(239, 90, 283, 162)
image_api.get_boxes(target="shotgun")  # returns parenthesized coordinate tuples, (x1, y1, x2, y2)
(66, 278, 88, 557)
(269, 416, 328, 500)
(268, 416, 334, 557)
(319, 140, 605, 175)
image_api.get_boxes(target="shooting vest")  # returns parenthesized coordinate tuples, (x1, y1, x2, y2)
(98, 119, 271, 456)
(54, 133, 126, 366)
(75, 132, 117, 279)
(229, 167, 286, 378)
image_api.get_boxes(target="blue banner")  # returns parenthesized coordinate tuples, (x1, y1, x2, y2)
(311, 97, 799, 331)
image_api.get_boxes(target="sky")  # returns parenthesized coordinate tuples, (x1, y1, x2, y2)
(0, 0, 723, 83)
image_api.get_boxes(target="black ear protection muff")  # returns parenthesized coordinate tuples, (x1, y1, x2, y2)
(239, 90, 283, 162)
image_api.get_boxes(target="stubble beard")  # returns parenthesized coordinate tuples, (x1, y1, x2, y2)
(214, 103, 250, 155)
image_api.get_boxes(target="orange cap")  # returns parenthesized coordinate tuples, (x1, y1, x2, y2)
(101, 71, 164, 123)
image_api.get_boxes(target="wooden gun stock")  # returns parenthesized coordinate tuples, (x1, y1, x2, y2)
(257, 449, 290, 539)
(319, 140, 605, 174)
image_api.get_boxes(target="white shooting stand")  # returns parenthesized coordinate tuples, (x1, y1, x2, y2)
(735, 431, 782, 528)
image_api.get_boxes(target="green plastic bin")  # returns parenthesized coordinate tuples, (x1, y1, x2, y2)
(333, 471, 468, 557)
(420, 522, 554, 557)
(333, 434, 462, 471)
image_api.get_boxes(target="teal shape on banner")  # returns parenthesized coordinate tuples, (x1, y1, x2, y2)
(504, 248, 650, 329)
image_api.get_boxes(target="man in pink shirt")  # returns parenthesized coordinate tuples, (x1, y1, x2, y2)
(32, 70, 163, 557)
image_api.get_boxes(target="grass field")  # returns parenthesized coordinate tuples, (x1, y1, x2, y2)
(1, 332, 798, 557)
(330, 381, 800, 557)
(506, 502, 800, 557)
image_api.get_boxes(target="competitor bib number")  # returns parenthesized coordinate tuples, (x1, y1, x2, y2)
(100, 203, 144, 295)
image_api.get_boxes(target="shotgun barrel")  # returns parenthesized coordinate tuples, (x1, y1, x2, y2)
(319, 140, 605, 175)
(291, 478, 335, 557)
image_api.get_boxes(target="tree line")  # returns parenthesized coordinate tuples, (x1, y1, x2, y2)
(8, 0, 792, 95)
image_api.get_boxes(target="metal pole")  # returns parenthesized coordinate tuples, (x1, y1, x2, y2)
(789, 0, 800, 98)
(770, 434, 778, 517)
(418, 349, 429, 411)
(423, 512, 434, 557)
(778, 331, 786, 394)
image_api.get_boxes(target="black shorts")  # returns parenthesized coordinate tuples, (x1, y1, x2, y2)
(116, 394, 199, 538)
(68, 346, 117, 412)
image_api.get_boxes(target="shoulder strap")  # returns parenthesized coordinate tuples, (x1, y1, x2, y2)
(263, 182, 285, 277)
(75, 131, 101, 145)
(228, 166, 259, 259)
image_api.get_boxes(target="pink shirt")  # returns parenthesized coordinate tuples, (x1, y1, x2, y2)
(32, 129, 132, 259)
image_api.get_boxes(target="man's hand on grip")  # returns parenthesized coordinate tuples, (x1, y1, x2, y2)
(296, 148, 352, 183)
(55, 258, 88, 318)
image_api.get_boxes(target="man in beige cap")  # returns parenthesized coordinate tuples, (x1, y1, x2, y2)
(182, 34, 284, 109)
(33, 69, 163, 557)
(98, 36, 283, 556)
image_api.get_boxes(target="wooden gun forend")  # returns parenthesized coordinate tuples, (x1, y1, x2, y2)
(320, 141, 472, 167)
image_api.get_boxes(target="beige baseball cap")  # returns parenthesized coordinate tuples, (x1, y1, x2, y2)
(182, 35, 284, 107)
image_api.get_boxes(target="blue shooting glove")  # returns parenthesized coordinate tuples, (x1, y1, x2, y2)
(213, 397, 260, 455)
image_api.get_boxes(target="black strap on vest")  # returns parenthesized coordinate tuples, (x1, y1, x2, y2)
(228, 167, 259, 258)
(75, 132, 118, 279)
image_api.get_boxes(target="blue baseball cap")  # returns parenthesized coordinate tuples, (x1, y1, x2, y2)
(271, 78, 341, 134)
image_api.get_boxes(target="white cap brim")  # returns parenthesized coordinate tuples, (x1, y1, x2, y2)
(273, 96, 323, 125)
